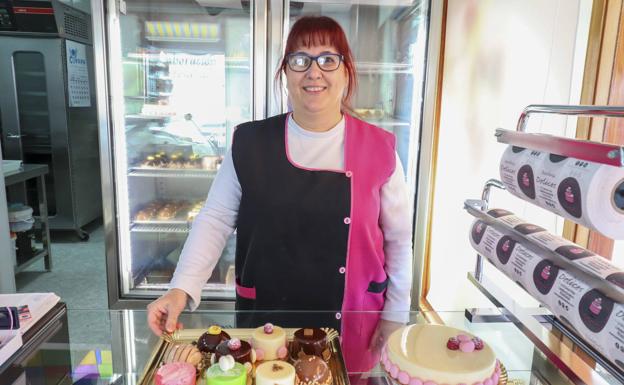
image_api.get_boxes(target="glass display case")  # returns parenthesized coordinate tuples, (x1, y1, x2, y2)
(97, 0, 431, 306)
(102, 0, 254, 302)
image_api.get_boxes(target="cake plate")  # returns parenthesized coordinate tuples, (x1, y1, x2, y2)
(138, 328, 348, 385)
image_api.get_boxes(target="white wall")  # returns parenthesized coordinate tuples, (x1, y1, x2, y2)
(426, 0, 592, 311)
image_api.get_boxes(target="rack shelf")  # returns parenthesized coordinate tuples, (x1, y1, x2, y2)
(130, 223, 190, 233)
(128, 167, 217, 178)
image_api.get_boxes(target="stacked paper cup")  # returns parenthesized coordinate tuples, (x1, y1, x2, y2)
(499, 146, 624, 239)
(469, 209, 624, 369)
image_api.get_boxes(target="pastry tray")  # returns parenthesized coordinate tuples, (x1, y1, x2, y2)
(138, 328, 349, 385)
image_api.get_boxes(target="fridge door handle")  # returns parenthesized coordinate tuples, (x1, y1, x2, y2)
(6, 134, 25, 139)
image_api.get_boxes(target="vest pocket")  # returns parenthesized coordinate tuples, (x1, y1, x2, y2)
(235, 280, 256, 299)
(366, 277, 389, 294)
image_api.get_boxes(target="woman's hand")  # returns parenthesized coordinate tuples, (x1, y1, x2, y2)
(369, 319, 404, 354)
(147, 288, 188, 336)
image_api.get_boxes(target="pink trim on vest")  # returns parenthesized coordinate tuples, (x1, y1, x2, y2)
(340, 114, 396, 373)
(235, 282, 256, 299)
(284, 113, 347, 173)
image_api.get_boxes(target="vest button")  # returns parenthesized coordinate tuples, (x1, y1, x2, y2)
(345, 171, 353, 178)
(335, 312, 342, 320)
(343, 217, 351, 225)
(339, 267, 346, 274)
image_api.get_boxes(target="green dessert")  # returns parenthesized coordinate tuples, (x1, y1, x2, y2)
(205, 356, 247, 385)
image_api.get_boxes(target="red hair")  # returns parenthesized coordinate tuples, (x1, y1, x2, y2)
(275, 16, 357, 111)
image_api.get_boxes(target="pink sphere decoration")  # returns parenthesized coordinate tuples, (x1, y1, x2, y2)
(459, 341, 475, 353)
(263, 323, 274, 334)
(255, 348, 265, 361)
(277, 346, 288, 359)
(228, 338, 241, 350)
(398, 372, 410, 385)
(457, 334, 471, 342)
(409, 379, 423, 385)
(390, 365, 399, 378)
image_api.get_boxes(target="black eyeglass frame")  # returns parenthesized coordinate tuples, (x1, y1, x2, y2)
(285, 53, 345, 72)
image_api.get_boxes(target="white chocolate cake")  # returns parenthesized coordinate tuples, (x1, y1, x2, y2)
(255, 361, 295, 385)
(382, 324, 501, 385)
(251, 323, 288, 361)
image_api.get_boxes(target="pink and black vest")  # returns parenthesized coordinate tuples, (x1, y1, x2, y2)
(232, 113, 396, 372)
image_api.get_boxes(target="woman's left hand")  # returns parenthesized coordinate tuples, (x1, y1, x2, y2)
(369, 319, 404, 354)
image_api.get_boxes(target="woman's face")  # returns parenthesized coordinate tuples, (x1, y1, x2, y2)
(285, 44, 348, 117)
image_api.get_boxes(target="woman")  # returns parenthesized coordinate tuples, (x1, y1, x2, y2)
(147, 16, 413, 372)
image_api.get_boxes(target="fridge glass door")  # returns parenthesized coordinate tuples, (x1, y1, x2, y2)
(108, 0, 254, 299)
(282, 1, 430, 205)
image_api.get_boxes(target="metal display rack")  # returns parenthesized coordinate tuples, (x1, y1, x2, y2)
(465, 105, 624, 385)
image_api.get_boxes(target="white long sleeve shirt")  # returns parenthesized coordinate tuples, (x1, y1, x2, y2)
(171, 115, 413, 322)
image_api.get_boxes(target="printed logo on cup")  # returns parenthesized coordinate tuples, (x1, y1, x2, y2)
(511, 146, 526, 154)
(487, 208, 513, 218)
(612, 179, 624, 214)
(517, 165, 536, 199)
(557, 177, 583, 218)
(578, 289, 614, 333)
(495, 236, 516, 265)
(514, 223, 546, 235)
(606, 272, 624, 290)
(549, 154, 568, 163)
(554, 245, 594, 261)
(533, 260, 559, 295)
(471, 221, 487, 245)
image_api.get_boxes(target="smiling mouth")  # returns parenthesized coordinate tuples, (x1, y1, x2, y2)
(303, 86, 327, 92)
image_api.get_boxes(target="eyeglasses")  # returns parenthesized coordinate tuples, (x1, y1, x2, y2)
(286, 53, 344, 72)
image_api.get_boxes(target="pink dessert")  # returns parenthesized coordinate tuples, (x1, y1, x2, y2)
(155, 362, 196, 385)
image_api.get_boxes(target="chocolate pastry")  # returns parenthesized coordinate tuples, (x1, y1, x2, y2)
(214, 338, 253, 364)
(197, 325, 231, 353)
(294, 355, 332, 385)
(290, 328, 330, 361)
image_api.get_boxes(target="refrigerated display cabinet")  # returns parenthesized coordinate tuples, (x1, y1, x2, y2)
(94, 0, 432, 307)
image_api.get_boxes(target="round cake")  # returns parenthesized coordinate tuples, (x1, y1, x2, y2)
(205, 359, 247, 385)
(382, 324, 501, 385)
(215, 338, 253, 365)
(255, 361, 296, 385)
(197, 326, 231, 353)
(290, 328, 330, 361)
(155, 362, 196, 385)
(251, 323, 288, 361)
(294, 355, 332, 385)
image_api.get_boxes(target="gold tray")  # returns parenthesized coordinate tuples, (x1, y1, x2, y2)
(138, 328, 349, 385)
(385, 361, 508, 385)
